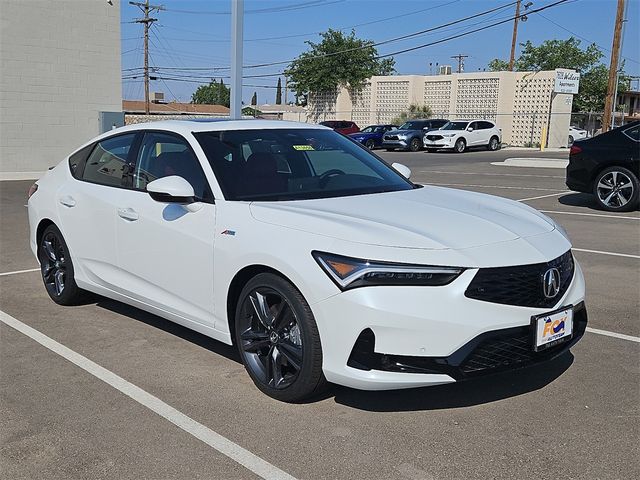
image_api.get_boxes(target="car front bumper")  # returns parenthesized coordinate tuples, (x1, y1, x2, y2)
(312, 260, 586, 390)
(381, 138, 409, 149)
(423, 136, 456, 149)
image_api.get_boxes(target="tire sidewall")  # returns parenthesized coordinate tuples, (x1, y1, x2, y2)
(365, 139, 375, 149)
(409, 138, 422, 152)
(234, 273, 325, 402)
(593, 166, 639, 212)
(488, 136, 500, 151)
(39, 224, 81, 305)
(455, 138, 466, 153)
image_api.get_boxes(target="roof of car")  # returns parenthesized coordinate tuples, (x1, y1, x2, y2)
(92, 119, 331, 142)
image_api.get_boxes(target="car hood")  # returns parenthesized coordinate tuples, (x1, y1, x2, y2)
(349, 132, 377, 139)
(428, 130, 464, 135)
(384, 129, 418, 136)
(249, 186, 556, 250)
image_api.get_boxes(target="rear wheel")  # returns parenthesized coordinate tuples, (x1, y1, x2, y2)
(568, 135, 575, 146)
(364, 139, 376, 149)
(487, 136, 500, 151)
(235, 273, 327, 402)
(38, 224, 85, 305)
(454, 138, 466, 153)
(593, 166, 639, 212)
(409, 138, 422, 152)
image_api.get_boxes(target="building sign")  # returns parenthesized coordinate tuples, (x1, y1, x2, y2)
(554, 69, 580, 94)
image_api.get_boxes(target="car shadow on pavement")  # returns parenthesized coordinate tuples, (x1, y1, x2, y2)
(95, 297, 242, 363)
(558, 192, 602, 211)
(330, 353, 574, 412)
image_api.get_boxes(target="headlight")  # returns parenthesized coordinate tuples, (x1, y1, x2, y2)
(312, 251, 464, 290)
(442, 133, 456, 137)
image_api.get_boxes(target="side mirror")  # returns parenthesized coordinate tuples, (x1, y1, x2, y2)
(467, 127, 474, 132)
(391, 162, 412, 180)
(146, 176, 202, 212)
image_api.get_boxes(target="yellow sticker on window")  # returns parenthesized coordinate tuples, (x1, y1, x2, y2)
(293, 145, 315, 151)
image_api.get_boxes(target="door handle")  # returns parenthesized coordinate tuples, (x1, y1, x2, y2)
(117, 207, 139, 221)
(59, 195, 76, 207)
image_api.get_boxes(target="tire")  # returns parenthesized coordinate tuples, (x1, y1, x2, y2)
(568, 135, 574, 146)
(409, 137, 422, 152)
(364, 139, 376, 149)
(593, 166, 639, 212)
(454, 138, 466, 153)
(38, 224, 86, 305)
(487, 136, 500, 151)
(235, 273, 328, 402)
(427, 148, 438, 153)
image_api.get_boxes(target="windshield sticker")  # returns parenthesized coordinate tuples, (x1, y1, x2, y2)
(293, 145, 315, 151)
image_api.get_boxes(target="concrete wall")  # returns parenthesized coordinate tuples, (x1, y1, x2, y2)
(0, 0, 122, 174)
(309, 70, 575, 148)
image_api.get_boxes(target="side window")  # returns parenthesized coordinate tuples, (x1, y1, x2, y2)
(133, 132, 213, 202)
(623, 126, 639, 142)
(69, 143, 95, 179)
(82, 134, 136, 187)
(469, 122, 479, 130)
(479, 121, 494, 130)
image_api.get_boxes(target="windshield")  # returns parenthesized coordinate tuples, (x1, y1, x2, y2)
(194, 128, 415, 201)
(399, 121, 427, 131)
(442, 121, 469, 131)
(361, 126, 387, 133)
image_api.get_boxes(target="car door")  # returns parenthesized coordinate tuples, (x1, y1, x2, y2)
(57, 133, 138, 289)
(467, 121, 484, 146)
(114, 131, 217, 326)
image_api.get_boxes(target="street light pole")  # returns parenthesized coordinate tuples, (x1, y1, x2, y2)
(230, 0, 244, 120)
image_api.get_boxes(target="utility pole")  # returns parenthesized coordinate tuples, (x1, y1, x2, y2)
(284, 75, 289, 105)
(509, 1, 521, 71)
(451, 54, 468, 73)
(604, 0, 628, 131)
(131, 1, 165, 115)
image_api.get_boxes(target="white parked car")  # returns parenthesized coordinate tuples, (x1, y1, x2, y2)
(568, 126, 588, 145)
(423, 119, 502, 153)
(28, 120, 587, 402)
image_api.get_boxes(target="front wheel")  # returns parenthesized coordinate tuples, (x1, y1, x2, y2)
(454, 138, 466, 153)
(235, 273, 327, 402)
(593, 166, 639, 212)
(38, 224, 86, 305)
(409, 138, 422, 152)
(364, 139, 376, 149)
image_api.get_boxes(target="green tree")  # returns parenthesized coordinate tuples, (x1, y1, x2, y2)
(251, 91, 257, 105)
(285, 29, 395, 100)
(486, 37, 627, 112)
(391, 104, 433, 125)
(191, 78, 230, 107)
(275, 77, 283, 104)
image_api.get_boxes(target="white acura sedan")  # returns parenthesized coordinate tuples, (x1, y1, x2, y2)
(28, 120, 587, 401)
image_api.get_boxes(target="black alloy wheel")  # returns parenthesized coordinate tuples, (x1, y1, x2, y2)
(365, 139, 376, 149)
(235, 273, 327, 402)
(38, 224, 85, 305)
(593, 166, 639, 212)
(454, 138, 466, 153)
(488, 136, 500, 151)
(409, 137, 422, 152)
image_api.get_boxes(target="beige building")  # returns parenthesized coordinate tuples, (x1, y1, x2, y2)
(308, 70, 576, 148)
(0, 0, 122, 175)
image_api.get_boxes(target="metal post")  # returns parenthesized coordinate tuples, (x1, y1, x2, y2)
(230, 0, 244, 120)
(530, 113, 536, 146)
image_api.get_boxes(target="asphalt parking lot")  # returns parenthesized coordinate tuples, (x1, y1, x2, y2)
(1, 148, 638, 480)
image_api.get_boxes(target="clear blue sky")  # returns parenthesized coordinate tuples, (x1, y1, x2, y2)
(120, 0, 640, 104)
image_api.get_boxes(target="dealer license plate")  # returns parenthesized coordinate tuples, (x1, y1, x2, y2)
(533, 306, 573, 352)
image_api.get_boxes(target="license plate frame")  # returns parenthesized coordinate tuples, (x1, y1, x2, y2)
(531, 305, 574, 352)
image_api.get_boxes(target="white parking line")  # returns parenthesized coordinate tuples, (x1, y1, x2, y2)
(572, 248, 640, 259)
(0, 267, 40, 277)
(586, 327, 640, 343)
(420, 170, 564, 179)
(516, 192, 569, 201)
(0, 310, 298, 480)
(426, 182, 564, 192)
(538, 210, 640, 221)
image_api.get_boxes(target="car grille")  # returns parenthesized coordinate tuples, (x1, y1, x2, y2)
(465, 251, 574, 308)
(384, 135, 399, 140)
(426, 134, 443, 141)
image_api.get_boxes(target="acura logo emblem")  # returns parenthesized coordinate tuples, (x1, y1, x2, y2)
(542, 268, 561, 298)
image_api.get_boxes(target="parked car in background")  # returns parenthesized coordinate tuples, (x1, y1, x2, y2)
(319, 120, 360, 135)
(423, 119, 501, 153)
(566, 120, 639, 212)
(568, 126, 588, 146)
(382, 118, 448, 152)
(349, 124, 398, 149)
